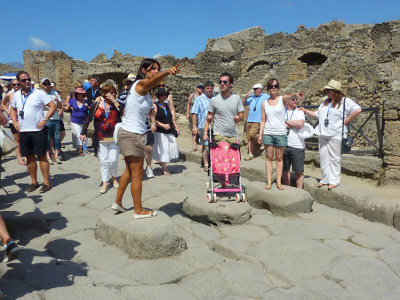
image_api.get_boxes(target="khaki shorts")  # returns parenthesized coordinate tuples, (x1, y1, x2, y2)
(117, 128, 146, 157)
(246, 122, 260, 140)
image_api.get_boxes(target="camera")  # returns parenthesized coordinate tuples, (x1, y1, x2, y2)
(324, 118, 329, 126)
(19, 110, 24, 119)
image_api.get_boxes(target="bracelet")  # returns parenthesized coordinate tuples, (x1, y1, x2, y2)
(151, 123, 156, 126)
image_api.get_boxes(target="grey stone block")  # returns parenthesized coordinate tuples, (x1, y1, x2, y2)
(363, 197, 397, 226)
(95, 209, 186, 259)
(42, 286, 120, 300)
(182, 195, 251, 225)
(121, 284, 197, 300)
(324, 257, 400, 299)
(246, 181, 313, 216)
(212, 237, 251, 259)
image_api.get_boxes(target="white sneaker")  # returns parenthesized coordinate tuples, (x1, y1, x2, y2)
(146, 168, 154, 178)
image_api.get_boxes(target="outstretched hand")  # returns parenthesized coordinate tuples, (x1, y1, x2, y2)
(167, 64, 179, 76)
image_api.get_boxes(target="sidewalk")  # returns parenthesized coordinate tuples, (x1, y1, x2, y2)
(177, 138, 400, 230)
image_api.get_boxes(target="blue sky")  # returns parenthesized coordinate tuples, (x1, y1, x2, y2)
(1, 0, 399, 64)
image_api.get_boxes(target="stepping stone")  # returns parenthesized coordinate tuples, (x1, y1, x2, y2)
(246, 181, 313, 216)
(96, 209, 186, 259)
(182, 195, 251, 225)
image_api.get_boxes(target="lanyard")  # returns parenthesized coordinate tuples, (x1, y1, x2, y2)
(326, 102, 331, 118)
(286, 108, 295, 120)
(252, 95, 260, 110)
(158, 103, 168, 118)
(21, 88, 33, 110)
(92, 89, 97, 100)
(103, 99, 111, 120)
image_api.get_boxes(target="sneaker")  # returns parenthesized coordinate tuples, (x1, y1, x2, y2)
(39, 184, 52, 193)
(244, 154, 254, 161)
(54, 157, 62, 164)
(146, 168, 154, 178)
(48, 159, 54, 165)
(3, 241, 21, 263)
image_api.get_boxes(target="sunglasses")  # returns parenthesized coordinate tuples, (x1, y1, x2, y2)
(42, 83, 51, 86)
(13, 84, 21, 87)
(158, 85, 165, 88)
(291, 98, 298, 102)
(268, 84, 279, 89)
(219, 80, 228, 85)
(20, 78, 31, 82)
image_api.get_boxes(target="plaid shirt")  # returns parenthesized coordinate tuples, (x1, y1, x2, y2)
(191, 94, 211, 129)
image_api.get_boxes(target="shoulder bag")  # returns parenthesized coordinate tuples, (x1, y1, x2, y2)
(341, 97, 353, 154)
(0, 126, 18, 156)
(87, 100, 100, 139)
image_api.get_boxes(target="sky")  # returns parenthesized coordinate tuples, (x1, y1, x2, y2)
(1, 0, 400, 64)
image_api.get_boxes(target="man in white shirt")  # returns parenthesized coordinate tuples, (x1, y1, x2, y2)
(10, 71, 57, 193)
(282, 97, 306, 189)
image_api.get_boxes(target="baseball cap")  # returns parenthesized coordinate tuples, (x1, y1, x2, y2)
(252, 83, 262, 89)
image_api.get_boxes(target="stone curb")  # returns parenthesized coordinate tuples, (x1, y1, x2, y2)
(179, 147, 399, 230)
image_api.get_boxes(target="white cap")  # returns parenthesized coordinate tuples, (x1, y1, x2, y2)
(126, 73, 136, 81)
(41, 78, 50, 84)
(252, 83, 262, 89)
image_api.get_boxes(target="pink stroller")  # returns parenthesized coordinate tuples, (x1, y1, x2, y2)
(206, 127, 246, 203)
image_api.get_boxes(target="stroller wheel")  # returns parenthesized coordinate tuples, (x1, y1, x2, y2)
(241, 193, 247, 202)
(235, 193, 241, 203)
(207, 193, 214, 203)
(213, 193, 218, 202)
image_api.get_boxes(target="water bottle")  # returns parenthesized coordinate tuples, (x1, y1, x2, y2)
(82, 138, 88, 155)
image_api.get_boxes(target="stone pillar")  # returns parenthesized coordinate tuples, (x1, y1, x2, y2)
(55, 60, 73, 102)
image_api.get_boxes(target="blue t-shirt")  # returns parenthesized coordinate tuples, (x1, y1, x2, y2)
(69, 98, 88, 125)
(246, 93, 269, 123)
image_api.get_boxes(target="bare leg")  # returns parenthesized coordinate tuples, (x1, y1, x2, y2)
(201, 145, 208, 168)
(26, 154, 38, 185)
(114, 165, 130, 207)
(296, 173, 304, 189)
(37, 155, 50, 186)
(145, 145, 153, 169)
(275, 146, 285, 190)
(191, 133, 197, 151)
(161, 162, 171, 175)
(13, 133, 25, 165)
(0, 213, 12, 245)
(282, 170, 290, 186)
(265, 145, 274, 189)
(248, 139, 254, 155)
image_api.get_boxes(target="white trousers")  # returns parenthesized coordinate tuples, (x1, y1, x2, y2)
(71, 122, 83, 148)
(98, 141, 120, 182)
(318, 136, 342, 185)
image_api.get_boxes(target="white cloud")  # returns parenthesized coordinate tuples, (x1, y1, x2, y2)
(153, 53, 162, 58)
(29, 36, 50, 49)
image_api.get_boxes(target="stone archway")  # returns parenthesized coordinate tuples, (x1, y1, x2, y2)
(246, 60, 269, 73)
(296, 49, 329, 77)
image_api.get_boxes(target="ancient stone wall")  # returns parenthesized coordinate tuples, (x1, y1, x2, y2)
(21, 20, 400, 183)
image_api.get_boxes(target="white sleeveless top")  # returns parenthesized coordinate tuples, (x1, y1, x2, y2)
(263, 96, 287, 135)
(120, 80, 152, 134)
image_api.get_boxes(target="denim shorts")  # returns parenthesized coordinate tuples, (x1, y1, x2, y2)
(262, 134, 287, 147)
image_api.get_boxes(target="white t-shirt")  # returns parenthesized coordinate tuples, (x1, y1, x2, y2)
(43, 89, 62, 120)
(121, 80, 153, 134)
(286, 108, 305, 149)
(11, 88, 52, 132)
(263, 96, 287, 135)
(315, 97, 361, 140)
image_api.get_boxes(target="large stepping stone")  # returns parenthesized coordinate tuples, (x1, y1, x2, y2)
(246, 181, 313, 216)
(182, 196, 251, 225)
(96, 209, 186, 259)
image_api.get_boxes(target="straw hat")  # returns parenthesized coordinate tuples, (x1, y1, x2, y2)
(323, 80, 343, 92)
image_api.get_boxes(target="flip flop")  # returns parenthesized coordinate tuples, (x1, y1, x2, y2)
(133, 210, 157, 219)
(317, 182, 327, 188)
(328, 184, 338, 190)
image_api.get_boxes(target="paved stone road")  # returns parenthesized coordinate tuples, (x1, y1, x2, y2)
(1, 129, 400, 299)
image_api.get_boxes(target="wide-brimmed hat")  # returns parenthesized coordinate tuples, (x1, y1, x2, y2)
(324, 80, 343, 92)
(252, 83, 262, 89)
(74, 87, 86, 94)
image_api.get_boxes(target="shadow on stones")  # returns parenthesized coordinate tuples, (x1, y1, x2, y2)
(0, 238, 87, 299)
(51, 172, 90, 186)
(159, 202, 183, 217)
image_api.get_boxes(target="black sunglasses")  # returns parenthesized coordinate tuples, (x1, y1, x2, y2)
(219, 80, 228, 85)
(268, 84, 279, 89)
(13, 83, 21, 87)
(42, 82, 51, 86)
(20, 78, 31, 82)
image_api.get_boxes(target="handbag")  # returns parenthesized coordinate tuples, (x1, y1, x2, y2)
(171, 125, 179, 138)
(0, 126, 18, 156)
(86, 100, 100, 139)
(341, 97, 353, 154)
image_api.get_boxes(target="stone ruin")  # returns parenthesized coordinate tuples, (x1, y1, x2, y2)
(20, 20, 400, 184)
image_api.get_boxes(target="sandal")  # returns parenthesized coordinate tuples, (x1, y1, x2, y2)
(265, 183, 272, 190)
(317, 182, 327, 188)
(204, 165, 209, 172)
(277, 183, 284, 190)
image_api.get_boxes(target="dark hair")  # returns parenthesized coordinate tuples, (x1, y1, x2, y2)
(16, 71, 30, 80)
(101, 84, 117, 97)
(88, 75, 98, 81)
(328, 89, 346, 108)
(204, 81, 214, 88)
(266, 78, 279, 90)
(134, 58, 161, 84)
(219, 72, 234, 84)
(155, 87, 169, 97)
